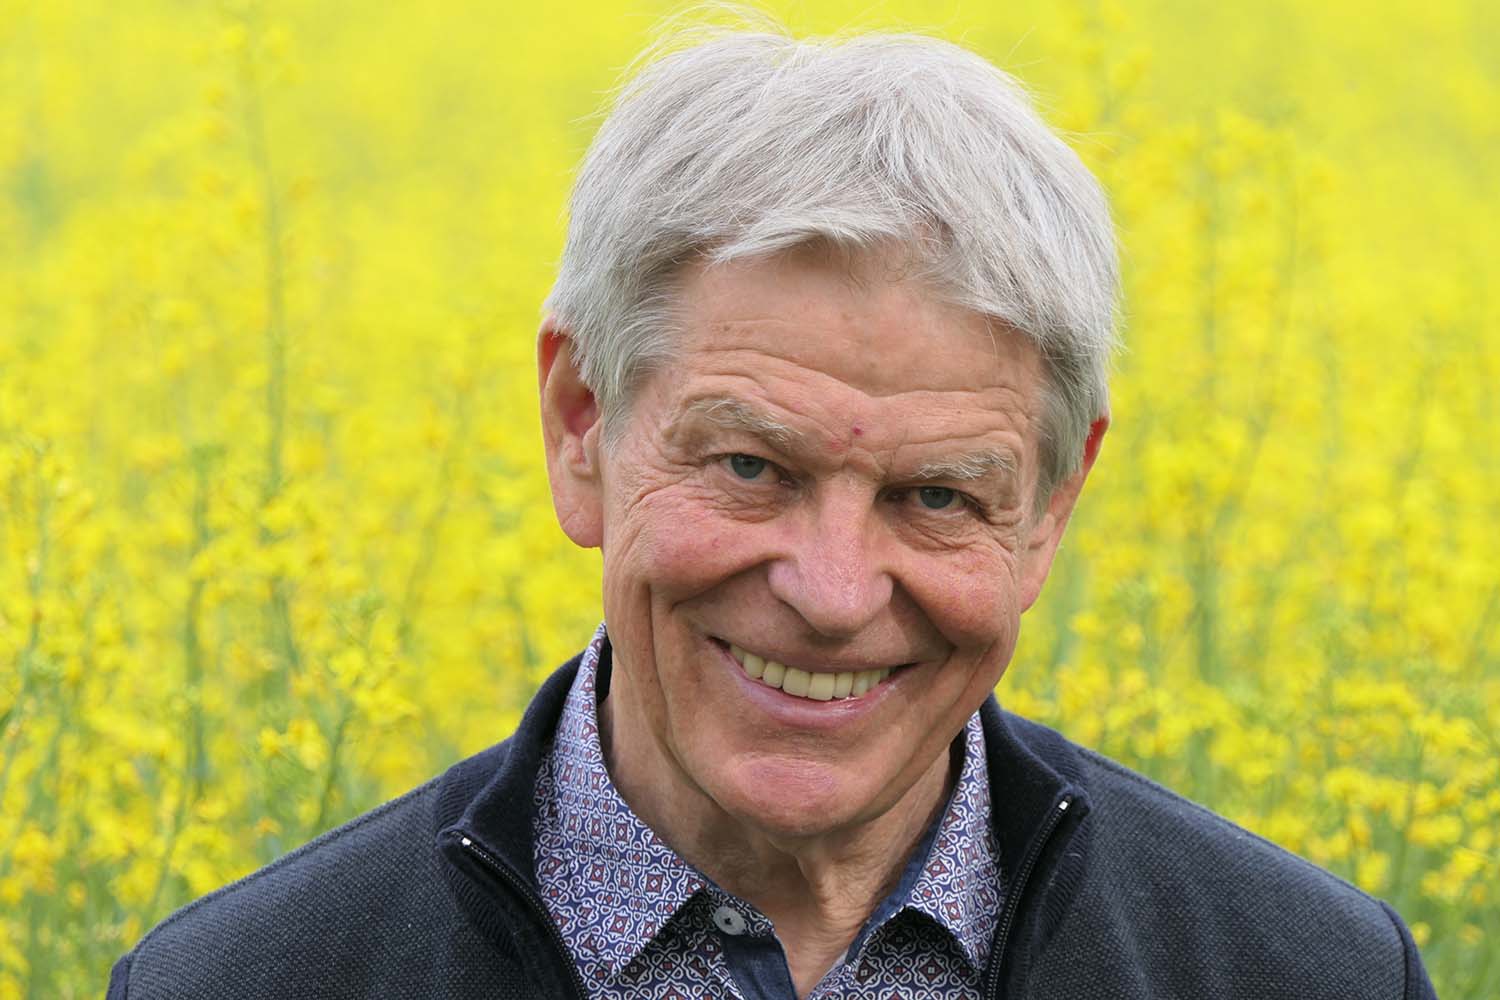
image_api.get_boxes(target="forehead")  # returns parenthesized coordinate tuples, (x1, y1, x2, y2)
(660, 250, 1046, 446)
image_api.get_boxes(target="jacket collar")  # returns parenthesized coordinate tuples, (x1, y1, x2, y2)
(434, 646, 1093, 968)
(434, 650, 583, 883)
(978, 696, 1090, 867)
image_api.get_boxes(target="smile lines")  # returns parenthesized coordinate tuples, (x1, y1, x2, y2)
(726, 642, 895, 701)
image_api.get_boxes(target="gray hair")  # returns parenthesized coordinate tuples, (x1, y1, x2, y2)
(544, 18, 1120, 505)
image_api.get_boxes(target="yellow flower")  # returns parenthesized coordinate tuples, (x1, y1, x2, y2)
(1354, 852, 1389, 894)
(6, 3, 1497, 995)
(1404, 815, 1464, 851)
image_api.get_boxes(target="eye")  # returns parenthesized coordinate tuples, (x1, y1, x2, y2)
(726, 453, 770, 480)
(889, 484, 982, 518)
(916, 486, 960, 510)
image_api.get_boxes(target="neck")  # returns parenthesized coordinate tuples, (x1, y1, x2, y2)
(600, 692, 958, 998)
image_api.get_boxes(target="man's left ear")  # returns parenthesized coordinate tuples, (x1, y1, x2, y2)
(1019, 415, 1107, 611)
(538, 315, 605, 549)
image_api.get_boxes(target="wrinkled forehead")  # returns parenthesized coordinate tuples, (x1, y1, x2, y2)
(607, 250, 1049, 499)
(669, 246, 1046, 401)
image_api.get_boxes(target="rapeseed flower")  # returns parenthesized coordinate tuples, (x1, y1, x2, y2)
(3, 0, 1495, 995)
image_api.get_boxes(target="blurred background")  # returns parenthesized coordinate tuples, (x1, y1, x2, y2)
(2, 0, 1496, 995)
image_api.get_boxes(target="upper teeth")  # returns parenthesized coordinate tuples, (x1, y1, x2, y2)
(728, 644, 893, 701)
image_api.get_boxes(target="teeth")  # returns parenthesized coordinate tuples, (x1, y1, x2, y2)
(806, 673, 835, 701)
(725, 644, 895, 701)
(737, 647, 766, 679)
(762, 659, 786, 688)
(781, 666, 811, 697)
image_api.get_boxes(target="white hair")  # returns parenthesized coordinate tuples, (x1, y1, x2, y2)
(545, 18, 1120, 503)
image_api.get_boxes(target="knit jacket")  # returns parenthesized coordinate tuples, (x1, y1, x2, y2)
(108, 652, 1438, 999)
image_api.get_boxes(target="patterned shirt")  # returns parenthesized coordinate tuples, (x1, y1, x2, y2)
(533, 625, 1003, 999)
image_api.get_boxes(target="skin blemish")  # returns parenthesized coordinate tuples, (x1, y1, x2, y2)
(851, 425, 862, 437)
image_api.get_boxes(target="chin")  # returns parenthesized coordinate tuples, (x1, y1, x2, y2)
(708, 755, 874, 839)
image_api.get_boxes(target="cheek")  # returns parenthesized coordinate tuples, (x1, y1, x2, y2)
(605, 484, 763, 602)
(900, 545, 1023, 650)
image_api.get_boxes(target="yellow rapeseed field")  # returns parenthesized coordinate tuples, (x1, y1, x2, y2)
(2, 1, 1496, 995)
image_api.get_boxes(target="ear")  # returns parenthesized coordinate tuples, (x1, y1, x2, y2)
(1018, 415, 1108, 612)
(538, 315, 604, 548)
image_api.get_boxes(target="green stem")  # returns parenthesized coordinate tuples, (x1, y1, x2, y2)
(396, 342, 478, 654)
(311, 701, 354, 837)
(1388, 737, 1425, 898)
(240, 5, 288, 508)
(0, 450, 51, 829)
(236, 4, 300, 679)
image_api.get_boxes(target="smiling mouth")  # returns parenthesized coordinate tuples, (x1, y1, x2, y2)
(717, 640, 902, 701)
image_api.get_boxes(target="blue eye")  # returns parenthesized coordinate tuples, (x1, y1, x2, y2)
(728, 454, 768, 480)
(917, 486, 959, 510)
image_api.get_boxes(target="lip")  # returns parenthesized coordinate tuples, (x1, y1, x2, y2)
(709, 636, 908, 731)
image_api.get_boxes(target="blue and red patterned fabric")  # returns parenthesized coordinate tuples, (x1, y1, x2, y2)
(532, 625, 1003, 999)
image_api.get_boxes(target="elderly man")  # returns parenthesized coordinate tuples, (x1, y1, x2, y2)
(110, 24, 1436, 1000)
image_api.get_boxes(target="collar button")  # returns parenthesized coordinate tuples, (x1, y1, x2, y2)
(712, 905, 747, 936)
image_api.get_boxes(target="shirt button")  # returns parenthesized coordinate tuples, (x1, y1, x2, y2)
(712, 905, 747, 936)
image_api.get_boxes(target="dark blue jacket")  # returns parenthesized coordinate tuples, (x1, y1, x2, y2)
(109, 653, 1438, 998)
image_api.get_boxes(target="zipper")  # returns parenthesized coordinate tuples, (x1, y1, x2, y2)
(986, 794, 1074, 1000)
(449, 828, 589, 1000)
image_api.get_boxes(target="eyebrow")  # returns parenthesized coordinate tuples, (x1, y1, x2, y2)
(679, 396, 803, 450)
(910, 449, 1019, 483)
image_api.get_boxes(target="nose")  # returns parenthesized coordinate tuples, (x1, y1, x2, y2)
(766, 485, 893, 639)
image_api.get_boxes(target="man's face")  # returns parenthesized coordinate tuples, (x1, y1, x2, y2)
(542, 247, 1098, 841)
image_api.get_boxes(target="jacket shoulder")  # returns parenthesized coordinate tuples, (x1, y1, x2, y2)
(113, 779, 444, 998)
(1031, 744, 1426, 999)
(1077, 745, 1389, 910)
(111, 745, 531, 1000)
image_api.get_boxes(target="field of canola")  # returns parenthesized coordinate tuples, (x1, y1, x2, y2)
(2, 0, 1497, 995)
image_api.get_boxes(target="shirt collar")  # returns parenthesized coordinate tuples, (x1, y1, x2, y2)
(905, 708, 1001, 970)
(533, 624, 708, 978)
(534, 624, 1001, 976)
